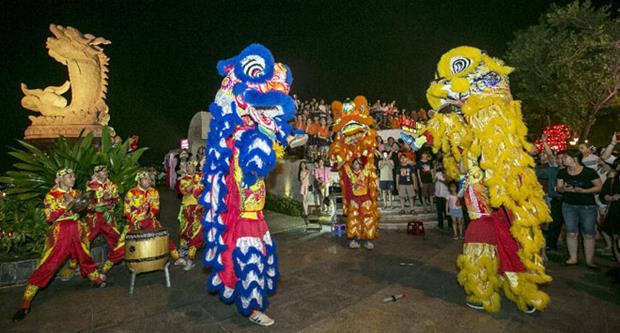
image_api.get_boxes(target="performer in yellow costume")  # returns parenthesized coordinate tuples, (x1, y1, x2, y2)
(329, 96, 379, 250)
(177, 161, 204, 270)
(404, 46, 551, 313)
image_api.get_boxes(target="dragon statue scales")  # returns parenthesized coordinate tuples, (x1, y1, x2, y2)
(200, 44, 305, 321)
(329, 96, 380, 249)
(21, 24, 111, 139)
(406, 46, 551, 313)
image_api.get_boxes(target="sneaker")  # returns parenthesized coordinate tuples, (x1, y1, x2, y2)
(365, 241, 374, 250)
(349, 239, 361, 249)
(249, 311, 275, 327)
(58, 267, 75, 282)
(174, 258, 187, 266)
(466, 302, 484, 310)
(183, 259, 195, 271)
(452, 236, 459, 240)
(12, 308, 30, 322)
(93, 281, 112, 289)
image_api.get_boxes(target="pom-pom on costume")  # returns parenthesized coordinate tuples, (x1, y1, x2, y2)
(200, 44, 297, 316)
(409, 46, 551, 313)
(328, 96, 380, 242)
(178, 167, 205, 261)
(18, 168, 104, 312)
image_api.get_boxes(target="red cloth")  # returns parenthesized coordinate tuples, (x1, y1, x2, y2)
(464, 208, 526, 274)
(28, 219, 101, 288)
(218, 154, 270, 289)
(86, 211, 124, 264)
(340, 168, 371, 205)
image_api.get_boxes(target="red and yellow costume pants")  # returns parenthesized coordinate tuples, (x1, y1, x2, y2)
(21, 219, 103, 309)
(456, 208, 549, 312)
(67, 210, 125, 274)
(346, 195, 379, 241)
(179, 204, 204, 260)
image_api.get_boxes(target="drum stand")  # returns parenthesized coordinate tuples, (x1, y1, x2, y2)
(129, 262, 171, 295)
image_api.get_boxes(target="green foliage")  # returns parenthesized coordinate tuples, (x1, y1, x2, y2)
(506, 0, 620, 139)
(0, 196, 47, 258)
(0, 127, 147, 258)
(265, 193, 303, 217)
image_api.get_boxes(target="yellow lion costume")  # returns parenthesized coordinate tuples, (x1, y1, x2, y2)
(412, 46, 551, 313)
(329, 96, 380, 248)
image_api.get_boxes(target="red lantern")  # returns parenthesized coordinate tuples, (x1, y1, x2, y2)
(534, 124, 570, 153)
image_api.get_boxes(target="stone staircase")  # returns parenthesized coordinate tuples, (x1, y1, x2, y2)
(303, 193, 439, 231)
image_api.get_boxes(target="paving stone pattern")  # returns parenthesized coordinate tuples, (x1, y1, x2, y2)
(0, 189, 619, 332)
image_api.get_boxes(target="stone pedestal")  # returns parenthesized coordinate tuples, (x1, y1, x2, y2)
(24, 124, 104, 140)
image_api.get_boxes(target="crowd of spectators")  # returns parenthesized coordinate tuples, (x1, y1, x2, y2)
(291, 95, 430, 161)
(535, 133, 619, 276)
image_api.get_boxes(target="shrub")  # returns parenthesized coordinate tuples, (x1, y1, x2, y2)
(265, 192, 303, 217)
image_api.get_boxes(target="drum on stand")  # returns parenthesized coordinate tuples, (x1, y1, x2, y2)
(125, 228, 172, 294)
(125, 228, 170, 273)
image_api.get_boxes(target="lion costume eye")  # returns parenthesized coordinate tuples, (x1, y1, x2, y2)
(241, 55, 266, 78)
(450, 56, 473, 75)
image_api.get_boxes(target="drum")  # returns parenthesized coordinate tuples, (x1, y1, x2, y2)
(125, 228, 170, 273)
(70, 191, 94, 213)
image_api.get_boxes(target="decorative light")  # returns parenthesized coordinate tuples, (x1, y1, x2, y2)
(534, 124, 570, 153)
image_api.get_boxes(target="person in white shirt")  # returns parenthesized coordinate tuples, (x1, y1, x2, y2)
(434, 165, 450, 229)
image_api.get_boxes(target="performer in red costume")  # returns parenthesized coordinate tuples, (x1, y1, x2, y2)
(58, 165, 125, 280)
(177, 161, 204, 270)
(121, 170, 188, 268)
(341, 158, 376, 249)
(12, 168, 109, 322)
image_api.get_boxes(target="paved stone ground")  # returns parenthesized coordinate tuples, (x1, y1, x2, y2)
(1, 189, 619, 332)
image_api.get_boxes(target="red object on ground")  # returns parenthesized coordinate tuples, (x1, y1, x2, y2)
(407, 221, 425, 238)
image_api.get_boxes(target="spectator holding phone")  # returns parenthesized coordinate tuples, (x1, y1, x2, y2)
(557, 149, 603, 268)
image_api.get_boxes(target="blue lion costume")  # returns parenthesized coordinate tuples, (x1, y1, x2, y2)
(200, 44, 299, 317)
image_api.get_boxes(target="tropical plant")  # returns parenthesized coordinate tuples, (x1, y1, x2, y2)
(0, 127, 147, 257)
(0, 195, 47, 257)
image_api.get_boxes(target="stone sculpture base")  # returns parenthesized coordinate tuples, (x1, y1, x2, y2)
(24, 124, 103, 140)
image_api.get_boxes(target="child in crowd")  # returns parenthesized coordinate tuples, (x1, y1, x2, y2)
(446, 182, 464, 239)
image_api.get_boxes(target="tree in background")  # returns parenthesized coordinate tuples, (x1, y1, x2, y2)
(506, 0, 620, 140)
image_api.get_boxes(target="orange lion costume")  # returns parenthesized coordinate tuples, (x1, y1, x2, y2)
(328, 96, 380, 249)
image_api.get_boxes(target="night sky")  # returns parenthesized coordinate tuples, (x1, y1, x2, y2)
(0, 0, 615, 171)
